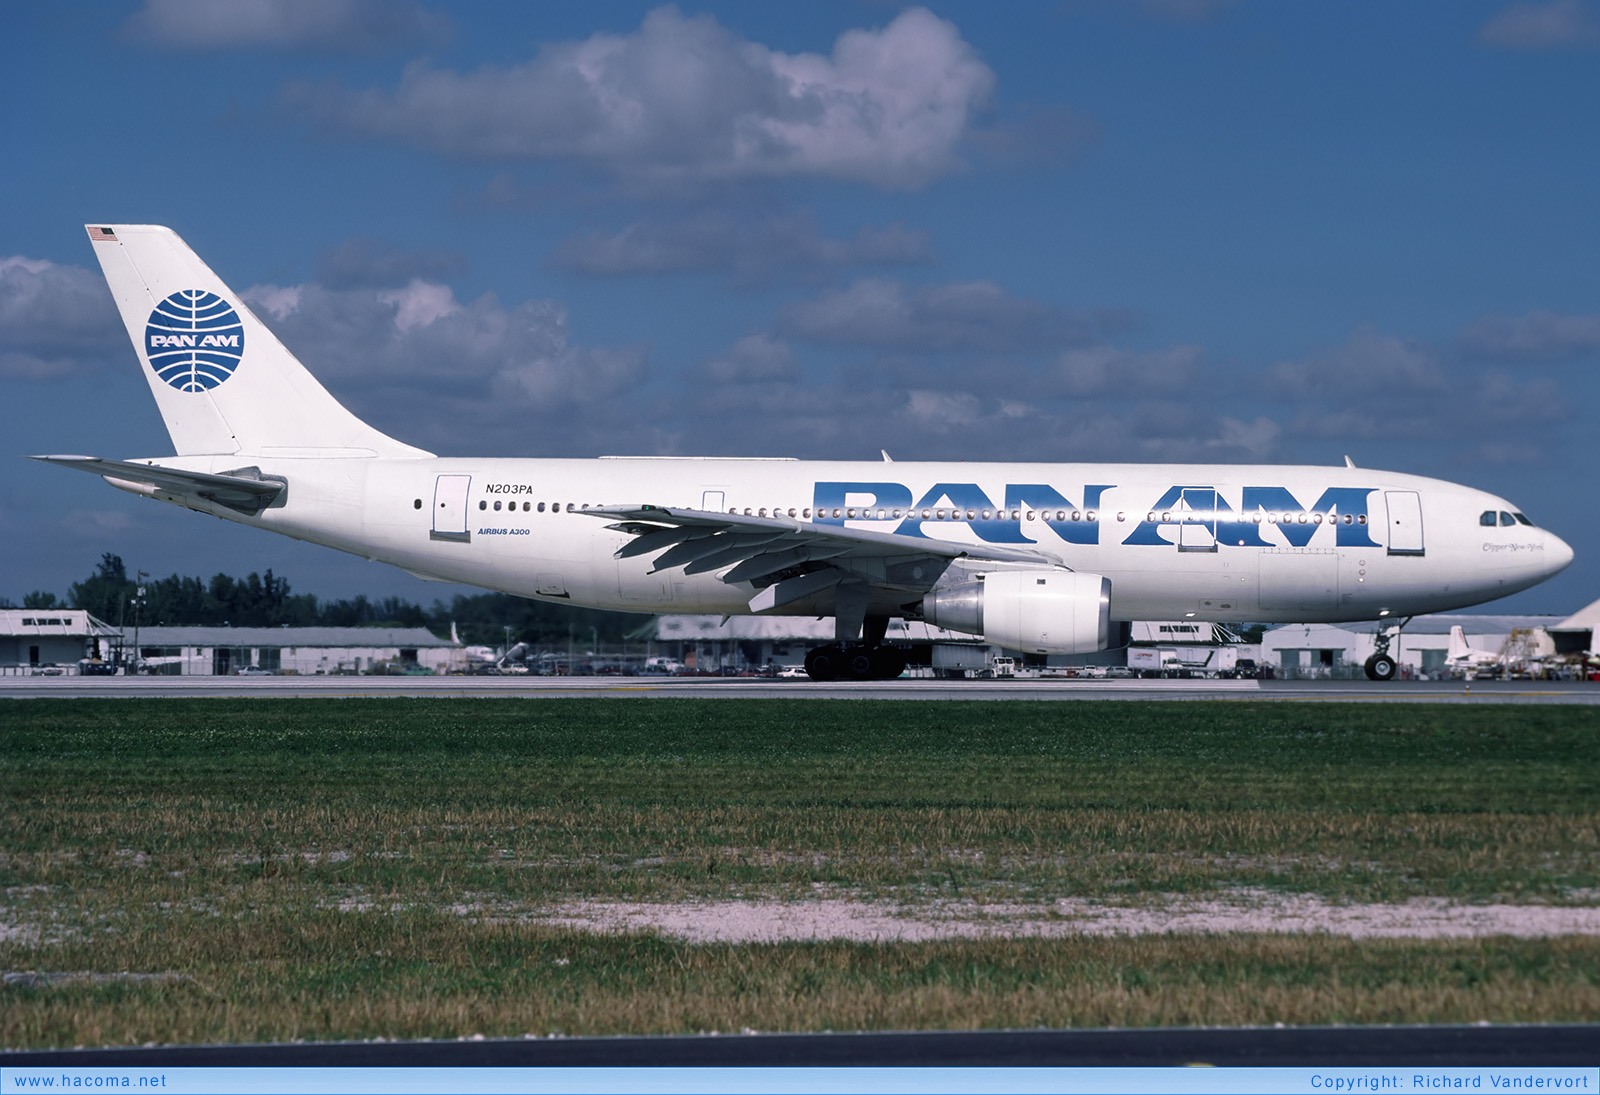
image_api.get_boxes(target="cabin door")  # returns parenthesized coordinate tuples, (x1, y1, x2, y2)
(1385, 491, 1425, 556)
(431, 474, 472, 543)
(1178, 488, 1218, 552)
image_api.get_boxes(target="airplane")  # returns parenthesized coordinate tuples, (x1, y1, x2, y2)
(32, 225, 1576, 682)
(1446, 624, 1505, 676)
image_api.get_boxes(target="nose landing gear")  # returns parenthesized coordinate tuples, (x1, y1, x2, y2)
(1363, 617, 1410, 681)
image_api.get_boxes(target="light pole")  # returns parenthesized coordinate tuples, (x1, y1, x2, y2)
(131, 571, 147, 675)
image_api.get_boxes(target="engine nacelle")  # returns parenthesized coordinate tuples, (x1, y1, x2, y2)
(921, 569, 1111, 654)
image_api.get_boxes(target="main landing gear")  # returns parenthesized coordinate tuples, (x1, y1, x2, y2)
(804, 644, 908, 681)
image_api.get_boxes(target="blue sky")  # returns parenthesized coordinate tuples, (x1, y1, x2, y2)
(3, 0, 1597, 614)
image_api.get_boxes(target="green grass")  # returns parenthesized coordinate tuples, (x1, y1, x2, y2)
(2, 699, 1598, 1045)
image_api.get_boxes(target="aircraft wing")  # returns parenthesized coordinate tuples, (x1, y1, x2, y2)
(30, 455, 285, 516)
(585, 504, 1062, 614)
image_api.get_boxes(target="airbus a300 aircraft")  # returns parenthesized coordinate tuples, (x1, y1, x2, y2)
(35, 225, 1575, 681)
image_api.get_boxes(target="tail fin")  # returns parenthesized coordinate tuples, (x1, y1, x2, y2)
(85, 225, 430, 459)
(1448, 625, 1471, 661)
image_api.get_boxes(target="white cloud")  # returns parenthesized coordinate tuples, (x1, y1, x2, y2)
(781, 278, 1118, 353)
(315, 236, 467, 289)
(376, 280, 459, 332)
(1259, 326, 1574, 460)
(1457, 310, 1600, 361)
(903, 389, 986, 431)
(284, 6, 995, 189)
(552, 211, 933, 284)
(699, 334, 797, 383)
(237, 279, 647, 451)
(1266, 327, 1445, 399)
(1478, 0, 1600, 50)
(0, 257, 125, 380)
(1054, 344, 1203, 397)
(125, 0, 447, 51)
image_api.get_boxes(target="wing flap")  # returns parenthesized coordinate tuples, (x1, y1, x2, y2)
(585, 504, 1061, 606)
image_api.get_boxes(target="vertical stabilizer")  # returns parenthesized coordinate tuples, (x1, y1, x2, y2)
(1448, 625, 1471, 661)
(85, 224, 431, 459)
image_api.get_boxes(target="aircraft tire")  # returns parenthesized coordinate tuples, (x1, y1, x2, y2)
(805, 645, 843, 682)
(845, 647, 877, 680)
(1364, 654, 1397, 681)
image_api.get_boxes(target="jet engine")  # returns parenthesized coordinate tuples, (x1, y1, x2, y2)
(921, 569, 1111, 654)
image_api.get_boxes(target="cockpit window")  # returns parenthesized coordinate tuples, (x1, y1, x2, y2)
(1513, 512, 1534, 527)
(1480, 510, 1497, 527)
(1499, 511, 1517, 527)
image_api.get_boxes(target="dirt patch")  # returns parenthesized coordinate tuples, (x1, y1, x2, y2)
(534, 893, 1600, 942)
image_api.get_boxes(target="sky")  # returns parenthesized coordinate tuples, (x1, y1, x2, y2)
(2, 0, 1598, 615)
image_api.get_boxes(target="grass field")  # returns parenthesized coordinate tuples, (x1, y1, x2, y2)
(2, 698, 1598, 1046)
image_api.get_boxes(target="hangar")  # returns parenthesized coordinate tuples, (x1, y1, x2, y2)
(0, 609, 121, 674)
(130, 625, 460, 676)
(1262, 614, 1563, 679)
(1548, 596, 1600, 658)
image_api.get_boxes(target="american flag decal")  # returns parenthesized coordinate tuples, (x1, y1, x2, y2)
(87, 227, 117, 242)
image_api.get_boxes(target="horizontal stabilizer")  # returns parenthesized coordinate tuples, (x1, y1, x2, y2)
(30, 455, 285, 516)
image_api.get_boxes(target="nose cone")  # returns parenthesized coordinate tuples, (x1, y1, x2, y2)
(1547, 530, 1575, 577)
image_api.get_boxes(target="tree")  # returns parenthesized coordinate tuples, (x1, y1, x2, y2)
(22, 590, 62, 609)
(54, 554, 648, 642)
(68, 553, 135, 624)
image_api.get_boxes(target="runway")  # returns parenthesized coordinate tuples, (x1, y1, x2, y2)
(2, 674, 1597, 702)
(3, 1024, 1596, 1067)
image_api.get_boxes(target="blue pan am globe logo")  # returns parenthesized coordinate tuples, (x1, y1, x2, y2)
(145, 289, 246, 392)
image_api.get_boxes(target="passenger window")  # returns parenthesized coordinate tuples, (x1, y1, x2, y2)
(1480, 511, 1497, 527)
(803, 508, 811, 518)
(1500, 511, 1516, 527)
(479, 501, 487, 511)
(413, 498, 422, 510)
(566, 503, 575, 512)
(538, 503, 546, 513)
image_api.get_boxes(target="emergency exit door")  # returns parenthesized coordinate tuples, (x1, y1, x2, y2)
(431, 474, 471, 543)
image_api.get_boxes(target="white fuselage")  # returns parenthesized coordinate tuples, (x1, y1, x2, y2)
(135, 454, 1573, 624)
